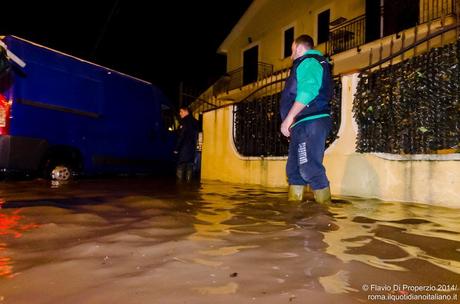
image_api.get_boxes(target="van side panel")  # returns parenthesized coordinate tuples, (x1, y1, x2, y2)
(0, 36, 174, 175)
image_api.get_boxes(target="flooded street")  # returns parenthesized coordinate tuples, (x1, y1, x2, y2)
(0, 178, 459, 303)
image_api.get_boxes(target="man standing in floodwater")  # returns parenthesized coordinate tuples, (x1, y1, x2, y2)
(280, 34, 333, 203)
(174, 106, 199, 182)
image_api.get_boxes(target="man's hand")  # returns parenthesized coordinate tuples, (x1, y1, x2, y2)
(281, 116, 294, 137)
(281, 101, 307, 137)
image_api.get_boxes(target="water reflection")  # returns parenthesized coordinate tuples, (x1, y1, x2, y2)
(185, 184, 460, 298)
(0, 179, 458, 303)
(0, 243, 12, 278)
(0, 200, 39, 278)
(188, 192, 238, 241)
(324, 200, 460, 275)
(187, 186, 350, 297)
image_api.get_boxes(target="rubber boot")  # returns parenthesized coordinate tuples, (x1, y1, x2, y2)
(176, 166, 184, 182)
(288, 185, 304, 201)
(313, 187, 331, 204)
(185, 165, 193, 183)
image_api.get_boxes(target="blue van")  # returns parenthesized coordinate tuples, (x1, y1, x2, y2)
(0, 36, 176, 180)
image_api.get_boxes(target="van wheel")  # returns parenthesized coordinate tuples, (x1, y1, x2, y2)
(43, 160, 76, 181)
(41, 147, 82, 180)
(50, 165, 72, 181)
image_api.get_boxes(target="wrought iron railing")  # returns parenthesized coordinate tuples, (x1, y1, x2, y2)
(212, 62, 273, 96)
(343, 0, 460, 155)
(355, 25, 460, 155)
(420, 0, 457, 23)
(327, 15, 366, 56)
(327, 0, 457, 56)
(233, 77, 342, 157)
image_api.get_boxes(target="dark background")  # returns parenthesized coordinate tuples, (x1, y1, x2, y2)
(0, 0, 252, 106)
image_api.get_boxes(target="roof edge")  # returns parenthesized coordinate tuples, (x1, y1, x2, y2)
(4, 35, 152, 85)
(217, 0, 268, 54)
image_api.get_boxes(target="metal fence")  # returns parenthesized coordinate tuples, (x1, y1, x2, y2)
(327, 0, 457, 56)
(212, 62, 273, 96)
(354, 39, 460, 154)
(233, 77, 342, 157)
(327, 15, 366, 56)
(420, 0, 457, 23)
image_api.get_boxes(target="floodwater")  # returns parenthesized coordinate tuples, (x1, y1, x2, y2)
(0, 178, 459, 304)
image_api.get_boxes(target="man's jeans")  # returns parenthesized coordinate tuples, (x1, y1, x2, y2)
(286, 116, 332, 190)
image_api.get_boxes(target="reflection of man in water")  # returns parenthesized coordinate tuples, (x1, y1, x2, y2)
(174, 106, 198, 182)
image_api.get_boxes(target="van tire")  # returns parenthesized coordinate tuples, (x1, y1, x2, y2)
(41, 146, 82, 180)
(50, 165, 72, 181)
(43, 160, 76, 181)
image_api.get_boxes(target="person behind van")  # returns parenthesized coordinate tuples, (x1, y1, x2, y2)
(174, 106, 198, 182)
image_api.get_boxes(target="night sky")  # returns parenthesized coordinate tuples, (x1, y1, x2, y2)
(1, 0, 252, 106)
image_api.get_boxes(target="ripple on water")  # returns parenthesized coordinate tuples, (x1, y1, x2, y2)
(0, 179, 459, 303)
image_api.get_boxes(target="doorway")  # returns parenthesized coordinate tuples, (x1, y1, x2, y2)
(243, 45, 258, 86)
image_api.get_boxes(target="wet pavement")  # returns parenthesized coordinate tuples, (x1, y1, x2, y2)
(0, 178, 459, 303)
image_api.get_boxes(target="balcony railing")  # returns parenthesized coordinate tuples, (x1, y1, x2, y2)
(327, 14, 366, 56)
(212, 62, 273, 96)
(326, 0, 457, 56)
(420, 0, 457, 23)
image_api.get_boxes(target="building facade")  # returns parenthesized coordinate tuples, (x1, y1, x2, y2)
(193, 0, 460, 207)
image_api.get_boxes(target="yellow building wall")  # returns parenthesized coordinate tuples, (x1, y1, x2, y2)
(201, 107, 287, 186)
(332, 17, 458, 75)
(225, 0, 365, 73)
(201, 74, 460, 208)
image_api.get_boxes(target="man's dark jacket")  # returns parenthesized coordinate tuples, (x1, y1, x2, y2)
(175, 114, 198, 164)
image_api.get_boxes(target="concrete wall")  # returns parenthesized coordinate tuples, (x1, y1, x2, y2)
(201, 74, 460, 208)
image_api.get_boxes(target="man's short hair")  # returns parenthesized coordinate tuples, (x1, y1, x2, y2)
(179, 106, 190, 112)
(295, 35, 314, 49)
